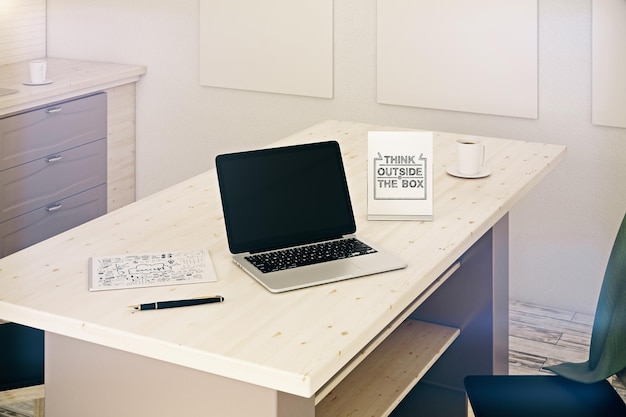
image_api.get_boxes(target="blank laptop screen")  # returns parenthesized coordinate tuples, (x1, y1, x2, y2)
(216, 141, 356, 254)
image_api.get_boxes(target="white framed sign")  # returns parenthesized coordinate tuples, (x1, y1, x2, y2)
(368, 131, 434, 221)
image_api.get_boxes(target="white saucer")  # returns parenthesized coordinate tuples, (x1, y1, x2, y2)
(23, 79, 53, 86)
(446, 167, 491, 179)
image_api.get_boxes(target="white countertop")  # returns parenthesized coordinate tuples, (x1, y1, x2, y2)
(0, 120, 566, 398)
(0, 58, 146, 115)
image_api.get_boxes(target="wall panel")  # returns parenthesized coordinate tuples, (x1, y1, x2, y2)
(199, 0, 333, 98)
(377, 0, 538, 119)
(592, 0, 626, 128)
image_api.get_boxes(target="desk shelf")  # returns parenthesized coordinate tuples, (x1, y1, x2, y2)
(315, 319, 459, 417)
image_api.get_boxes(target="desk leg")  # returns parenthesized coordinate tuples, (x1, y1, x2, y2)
(491, 213, 510, 375)
(44, 333, 314, 417)
(394, 214, 509, 416)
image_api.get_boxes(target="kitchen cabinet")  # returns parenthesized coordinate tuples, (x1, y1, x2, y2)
(0, 92, 108, 257)
(0, 58, 146, 214)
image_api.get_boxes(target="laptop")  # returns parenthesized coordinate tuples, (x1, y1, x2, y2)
(215, 140, 407, 293)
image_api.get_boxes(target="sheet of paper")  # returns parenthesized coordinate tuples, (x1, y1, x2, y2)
(89, 249, 217, 291)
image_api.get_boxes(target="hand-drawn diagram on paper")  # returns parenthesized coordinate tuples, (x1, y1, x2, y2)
(89, 249, 217, 291)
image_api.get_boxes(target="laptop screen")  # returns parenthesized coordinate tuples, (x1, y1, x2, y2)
(216, 141, 357, 254)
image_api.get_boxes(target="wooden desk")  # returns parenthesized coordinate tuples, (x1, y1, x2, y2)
(0, 121, 565, 417)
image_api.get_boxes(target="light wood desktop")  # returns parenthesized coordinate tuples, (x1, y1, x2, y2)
(0, 121, 566, 417)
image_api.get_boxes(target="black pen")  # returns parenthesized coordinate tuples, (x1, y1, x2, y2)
(130, 296, 224, 311)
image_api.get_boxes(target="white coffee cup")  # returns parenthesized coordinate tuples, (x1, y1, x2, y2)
(29, 60, 47, 84)
(456, 139, 485, 176)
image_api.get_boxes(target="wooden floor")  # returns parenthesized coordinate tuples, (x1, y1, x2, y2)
(509, 300, 626, 401)
(1, 300, 624, 416)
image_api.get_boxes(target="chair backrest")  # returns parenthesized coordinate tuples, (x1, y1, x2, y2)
(546, 212, 626, 383)
(588, 213, 626, 374)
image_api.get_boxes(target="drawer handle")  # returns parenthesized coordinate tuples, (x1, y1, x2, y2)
(45, 155, 63, 163)
(45, 203, 63, 212)
(45, 107, 63, 114)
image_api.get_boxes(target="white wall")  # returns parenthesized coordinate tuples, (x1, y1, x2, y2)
(0, 0, 46, 65)
(47, 0, 626, 314)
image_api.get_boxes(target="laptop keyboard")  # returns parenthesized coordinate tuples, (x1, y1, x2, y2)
(245, 238, 377, 273)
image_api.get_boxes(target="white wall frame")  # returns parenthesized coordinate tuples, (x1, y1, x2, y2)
(592, 0, 626, 128)
(377, 0, 538, 119)
(199, 0, 333, 99)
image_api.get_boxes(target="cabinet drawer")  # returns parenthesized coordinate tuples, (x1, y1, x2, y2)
(0, 139, 106, 223)
(0, 93, 106, 171)
(0, 184, 107, 258)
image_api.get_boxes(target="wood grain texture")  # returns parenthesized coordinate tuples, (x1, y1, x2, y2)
(8, 301, 622, 415)
(105, 84, 137, 210)
(0, 385, 43, 406)
(0, 120, 565, 399)
(0, 58, 145, 116)
(0, 385, 44, 417)
(510, 300, 626, 400)
(317, 320, 459, 417)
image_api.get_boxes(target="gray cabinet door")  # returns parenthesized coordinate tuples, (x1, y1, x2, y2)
(0, 92, 109, 259)
(0, 93, 106, 171)
(0, 184, 107, 257)
(0, 139, 106, 223)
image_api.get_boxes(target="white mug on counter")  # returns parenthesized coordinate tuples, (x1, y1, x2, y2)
(29, 60, 47, 84)
(456, 139, 485, 176)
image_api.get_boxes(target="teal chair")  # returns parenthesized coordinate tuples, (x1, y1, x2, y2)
(0, 322, 45, 416)
(465, 213, 626, 417)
